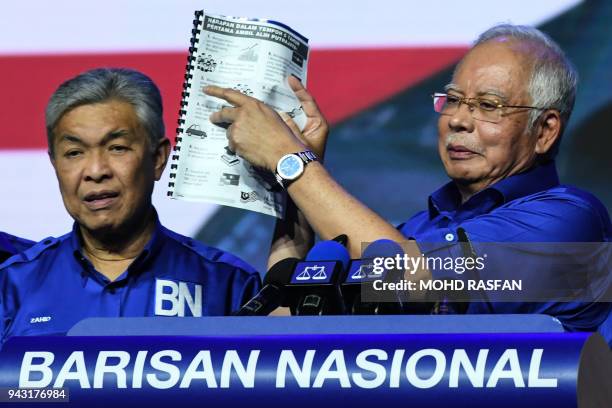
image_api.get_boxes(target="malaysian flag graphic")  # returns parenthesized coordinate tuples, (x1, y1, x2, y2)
(1, 0, 609, 272)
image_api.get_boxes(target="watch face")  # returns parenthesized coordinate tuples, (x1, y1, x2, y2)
(278, 154, 304, 180)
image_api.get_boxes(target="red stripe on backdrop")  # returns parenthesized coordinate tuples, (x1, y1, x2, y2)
(0, 53, 187, 150)
(0, 47, 466, 149)
(308, 47, 467, 123)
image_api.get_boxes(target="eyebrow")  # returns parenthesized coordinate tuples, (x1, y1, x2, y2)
(444, 83, 460, 93)
(58, 134, 85, 145)
(478, 89, 508, 101)
(102, 129, 130, 144)
(57, 129, 131, 146)
(443, 84, 508, 101)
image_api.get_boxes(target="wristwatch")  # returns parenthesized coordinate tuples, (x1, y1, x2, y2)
(275, 150, 318, 189)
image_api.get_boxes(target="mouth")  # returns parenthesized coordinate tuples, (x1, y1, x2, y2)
(83, 190, 119, 210)
(447, 144, 479, 160)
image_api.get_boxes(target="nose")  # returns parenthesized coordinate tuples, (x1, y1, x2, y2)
(448, 100, 475, 133)
(83, 150, 112, 182)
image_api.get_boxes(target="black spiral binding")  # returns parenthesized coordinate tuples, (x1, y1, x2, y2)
(167, 10, 205, 197)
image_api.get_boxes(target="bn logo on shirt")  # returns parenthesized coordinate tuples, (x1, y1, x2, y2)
(154, 279, 203, 317)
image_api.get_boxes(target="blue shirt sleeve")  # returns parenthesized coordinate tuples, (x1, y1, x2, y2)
(598, 308, 612, 348)
(230, 271, 262, 313)
(198, 245, 263, 313)
(0, 266, 14, 349)
(0, 232, 34, 265)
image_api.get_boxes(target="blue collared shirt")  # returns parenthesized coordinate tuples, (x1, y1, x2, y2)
(398, 161, 611, 332)
(0, 232, 34, 264)
(0, 216, 261, 344)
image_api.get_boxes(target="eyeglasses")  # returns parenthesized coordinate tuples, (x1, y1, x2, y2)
(432, 92, 546, 123)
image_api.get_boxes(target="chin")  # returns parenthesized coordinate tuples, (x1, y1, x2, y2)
(449, 173, 483, 184)
(442, 154, 480, 174)
(78, 216, 122, 235)
(448, 168, 476, 179)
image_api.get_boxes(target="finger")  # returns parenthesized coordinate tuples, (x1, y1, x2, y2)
(209, 106, 237, 126)
(203, 85, 250, 106)
(287, 76, 323, 118)
(223, 143, 236, 156)
(278, 111, 301, 137)
(225, 126, 237, 153)
(287, 76, 311, 102)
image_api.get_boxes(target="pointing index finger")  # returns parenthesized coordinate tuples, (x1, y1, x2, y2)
(203, 85, 249, 106)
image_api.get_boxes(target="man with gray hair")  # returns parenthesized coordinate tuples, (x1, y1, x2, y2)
(204, 24, 610, 333)
(0, 68, 261, 345)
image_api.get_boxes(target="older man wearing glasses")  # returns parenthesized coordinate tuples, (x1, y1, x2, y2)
(204, 24, 611, 333)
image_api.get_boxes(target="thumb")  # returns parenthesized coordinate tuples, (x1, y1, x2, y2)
(278, 111, 302, 138)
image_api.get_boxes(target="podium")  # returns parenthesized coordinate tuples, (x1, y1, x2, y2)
(0, 315, 610, 407)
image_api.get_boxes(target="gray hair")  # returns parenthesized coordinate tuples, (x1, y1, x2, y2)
(45, 68, 165, 154)
(472, 24, 578, 157)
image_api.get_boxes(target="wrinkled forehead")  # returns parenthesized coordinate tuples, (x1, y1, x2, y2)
(54, 100, 146, 143)
(451, 39, 535, 100)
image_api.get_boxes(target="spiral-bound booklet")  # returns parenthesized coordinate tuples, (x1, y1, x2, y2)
(167, 11, 309, 218)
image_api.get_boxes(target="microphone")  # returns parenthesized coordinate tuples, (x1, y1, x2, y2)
(342, 259, 383, 314)
(285, 240, 350, 315)
(342, 240, 433, 314)
(340, 239, 403, 314)
(332, 234, 348, 247)
(234, 258, 298, 316)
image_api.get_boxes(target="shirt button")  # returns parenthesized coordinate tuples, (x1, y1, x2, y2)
(445, 233, 455, 242)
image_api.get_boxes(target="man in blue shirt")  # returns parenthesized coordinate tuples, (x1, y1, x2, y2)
(202, 24, 611, 334)
(0, 232, 33, 264)
(0, 68, 261, 345)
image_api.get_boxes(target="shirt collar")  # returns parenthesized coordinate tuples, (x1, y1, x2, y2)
(0, 233, 13, 254)
(492, 160, 560, 203)
(429, 161, 560, 218)
(70, 209, 166, 282)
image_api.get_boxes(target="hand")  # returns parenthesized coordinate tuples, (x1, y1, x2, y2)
(205, 86, 305, 171)
(280, 76, 329, 160)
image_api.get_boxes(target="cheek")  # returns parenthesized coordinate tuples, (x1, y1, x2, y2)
(114, 157, 154, 193)
(476, 123, 528, 166)
(475, 122, 501, 146)
(54, 164, 80, 195)
(437, 117, 448, 151)
(473, 123, 508, 158)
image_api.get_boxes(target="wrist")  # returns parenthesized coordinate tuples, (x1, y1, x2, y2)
(268, 139, 306, 171)
(274, 150, 318, 190)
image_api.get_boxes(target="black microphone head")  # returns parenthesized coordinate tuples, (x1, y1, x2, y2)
(332, 234, 348, 247)
(264, 258, 300, 286)
(347, 239, 434, 315)
(234, 257, 299, 316)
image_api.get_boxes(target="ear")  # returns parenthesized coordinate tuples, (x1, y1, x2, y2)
(534, 109, 562, 155)
(153, 138, 171, 181)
